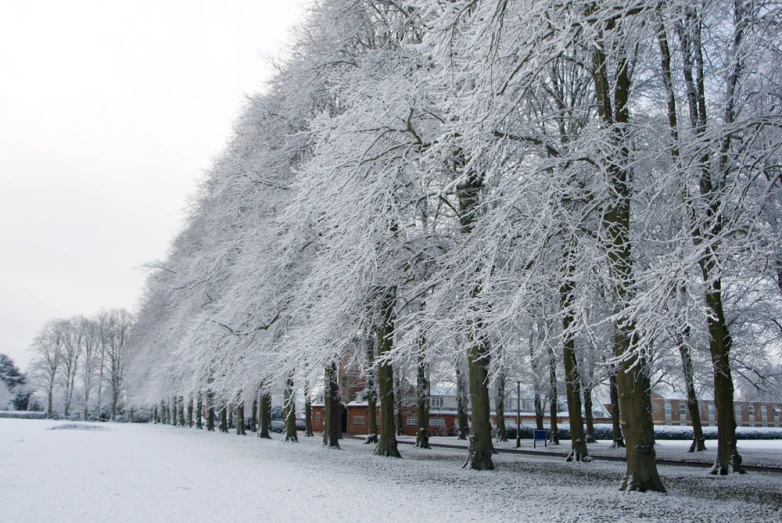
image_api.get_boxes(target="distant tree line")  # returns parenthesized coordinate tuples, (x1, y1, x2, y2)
(26, 309, 132, 421)
(0, 353, 36, 411)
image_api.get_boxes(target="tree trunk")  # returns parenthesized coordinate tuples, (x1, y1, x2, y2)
(196, 392, 203, 430)
(111, 390, 119, 422)
(456, 366, 469, 440)
(374, 289, 400, 458)
(670, 4, 745, 474)
(549, 346, 559, 445)
(47, 389, 53, 419)
(218, 404, 228, 433)
(83, 388, 90, 421)
(283, 373, 298, 442)
(561, 250, 589, 461)
(593, 26, 665, 492)
(679, 341, 706, 452)
(206, 391, 215, 432)
(415, 340, 430, 449)
(534, 393, 545, 431)
(583, 381, 596, 444)
(258, 389, 271, 439)
(365, 338, 378, 444)
(395, 374, 404, 437)
(456, 162, 493, 470)
(178, 396, 185, 427)
(608, 366, 624, 447)
(172, 396, 178, 427)
(187, 395, 194, 428)
(251, 396, 258, 433)
(464, 332, 494, 470)
(153, 405, 159, 424)
(323, 362, 341, 448)
(236, 401, 246, 436)
(304, 383, 313, 437)
(658, 16, 706, 456)
(495, 372, 507, 442)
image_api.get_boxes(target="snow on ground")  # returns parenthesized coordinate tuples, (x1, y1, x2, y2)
(1, 419, 781, 522)
(412, 435, 782, 469)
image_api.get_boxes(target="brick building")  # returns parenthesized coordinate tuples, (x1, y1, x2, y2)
(646, 392, 782, 427)
(311, 383, 611, 436)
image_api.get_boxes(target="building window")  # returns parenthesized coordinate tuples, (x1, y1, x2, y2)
(748, 405, 755, 416)
(761, 406, 767, 418)
(315, 413, 321, 423)
(431, 396, 444, 408)
(407, 417, 417, 426)
(664, 402, 672, 415)
(708, 404, 715, 417)
(679, 404, 686, 417)
(353, 416, 365, 426)
(430, 418, 446, 426)
(735, 405, 742, 418)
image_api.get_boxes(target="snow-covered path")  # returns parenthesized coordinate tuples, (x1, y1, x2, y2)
(1, 419, 781, 522)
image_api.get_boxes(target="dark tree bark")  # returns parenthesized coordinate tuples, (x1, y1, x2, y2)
(456, 366, 469, 440)
(534, 394, 544, 430)
(178, 396, 185, 427)
(304, 382, 314, 437)
(657, 18, 707, 455)
(548, 347, 559, 445)
(464, 332, 494, 470)
(235, 392, 246, 436)
(251, 396, 258, 433)
(172, 396, 178, 427)
(495, 372, 507, 442)
(583, 380, 596, 444)
(679, 340, 707, 452)
(661, 10, 737, 467)
(395, 374, 404, 437)
(153, 405, 159, 424)
(374, 289, 400, 458)
(218, 404, 228, 433)
(415, 338, 430, 449)
(457, 160, 493, 470)
(187, 395, 194, 428)
(365, 338, 379, 444)
(608, 367, 624, 447)
(206, 390, 215, 432)
(530, 341, 545, 431)
(258, 388, 271, 439)
(283, 373, 298, 442)
(592, 25, 664, 491)
(323, 362, 341, 448)
(561, 243, 589, 462)
(196, 392, 203, 430)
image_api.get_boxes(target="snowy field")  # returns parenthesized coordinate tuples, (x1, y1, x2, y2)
(2, 419, 781, 522)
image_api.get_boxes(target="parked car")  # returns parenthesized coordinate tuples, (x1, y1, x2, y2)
(295, 418, 306, 431)
(270, 420, 285, 433)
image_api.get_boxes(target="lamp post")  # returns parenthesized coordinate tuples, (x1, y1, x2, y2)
(516, 380, 521, 448)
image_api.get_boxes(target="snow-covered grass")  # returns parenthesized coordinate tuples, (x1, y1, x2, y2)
(0, 410, 46, 419)
(409, 434, 782, 470)
(48, 422, 111, 431)
(1, 419, 781, 522)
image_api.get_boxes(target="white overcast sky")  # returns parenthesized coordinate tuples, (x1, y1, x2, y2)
(0, 0, 309, 371)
